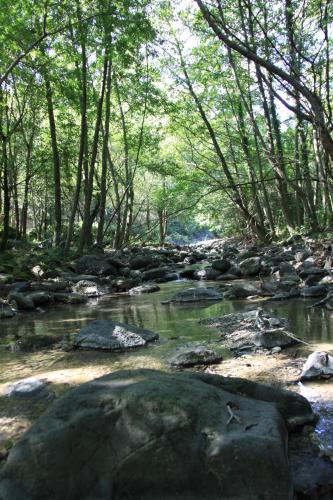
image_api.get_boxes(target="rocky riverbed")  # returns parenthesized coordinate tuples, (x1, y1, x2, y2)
(1, 236, 333, 498)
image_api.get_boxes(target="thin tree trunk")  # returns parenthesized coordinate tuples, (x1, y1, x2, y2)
(65, 21, 88, 251)
(79, 54, 108, 252)
(97, 53, 112, 245)
(45, 74, 62, 246)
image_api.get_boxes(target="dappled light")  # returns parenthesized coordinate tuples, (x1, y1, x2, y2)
(1, 0, 333, 496)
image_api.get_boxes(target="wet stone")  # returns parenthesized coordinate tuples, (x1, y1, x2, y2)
(200, 309, 301, 352)
(73, 319, 159, 351)
(168, 346, 223, 368)
(167, 287, 223, 303)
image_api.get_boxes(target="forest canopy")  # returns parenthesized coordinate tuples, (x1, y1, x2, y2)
(1, 0, 332, 251)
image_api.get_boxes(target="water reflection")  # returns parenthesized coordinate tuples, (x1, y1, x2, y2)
(0, 280, 332, 451)
(1, 282, 333, 349)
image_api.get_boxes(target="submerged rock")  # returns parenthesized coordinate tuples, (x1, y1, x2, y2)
(168, 346, 222, 368)
(73, 319, 159, 351)
(167, 287, 223, 303)
(12, 334, 61, 352)
(300, 351, 333, 381)
(201, 309, 300, 351)
(0, 368, 311, 500)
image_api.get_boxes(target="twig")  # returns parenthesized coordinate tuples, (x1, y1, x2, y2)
(226, 404, 242, 425)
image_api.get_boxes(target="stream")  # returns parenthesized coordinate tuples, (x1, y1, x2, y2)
(0, 279, 332, 458)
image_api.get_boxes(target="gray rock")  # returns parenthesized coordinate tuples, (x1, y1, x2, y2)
(0, 369, 300, 500)
(141, 266, 169, 281)
(300, 351, 333, 381)
(74, 255, 117, 276)
(194, 268, 220, 280)
(299, 267, 328, 279)
(13, 334, 61, 352)
(111, 278, 139, 292)
(225, 283, 260, 299)
(201, 309, 300, 351)
(300, 285, 327, 298)
(179, 267, 201, 279)
(211, 259, 231, 273)
(73, 319, 159, 351)
(128, 284, 160, 295)
(8, 292, 35, 310)
(238, 249, 259, 260)
(168, 287, 223, 303)
(127, 269, 142, 279)
(106, 256, 125, 269)
(168, 346, 222, 368)
(5, 378, 47, 399)
(264, 253, 294, 266)
(278, 262, 296, 276)
(319, 275, 333, 286)
(73, 280, 105, 297)
(25, 291, 53, 307)
(0, 301, 16, 319)
(239, 256, 261, 276)
(129, 254, 153, 269)
(164, 272, 179, 281)
(304, 274, 322, 286)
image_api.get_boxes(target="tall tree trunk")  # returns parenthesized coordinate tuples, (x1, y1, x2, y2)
(45, 74, 62, 246)
(79, 54, 108, 252)
(65, 26, 88, 251)
(115, 73, 131, 247)
(97, 54, 112, 245)
(0, 135, 10, 251)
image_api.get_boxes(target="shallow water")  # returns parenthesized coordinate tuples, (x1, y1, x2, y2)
(0, 279, 332, 453)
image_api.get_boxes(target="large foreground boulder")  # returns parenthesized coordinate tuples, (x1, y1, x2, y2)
(73, 319, 159, 351)
(0, 368, 316, 500)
